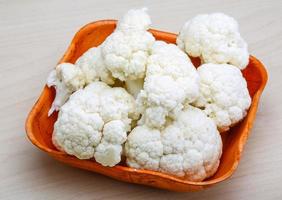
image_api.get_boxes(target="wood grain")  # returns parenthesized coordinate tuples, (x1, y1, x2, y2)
(1, 0, 282, 199)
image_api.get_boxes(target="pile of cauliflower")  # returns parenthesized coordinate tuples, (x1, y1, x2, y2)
(47, 8, 251, 181)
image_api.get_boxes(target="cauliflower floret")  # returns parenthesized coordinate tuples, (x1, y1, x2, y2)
(53, 82, 137, 166)
(99, 86, 139, 126)
(101, 8, 155, 81)
(125, 106, 222, 181)
(117, 8, 152, 31)
(75, 47, 115, 85)
(193, 63, 251, 132)
(177, 13, 249, 69)
(137, 41, 199, 128)
(94, 120, 127, 167)
(47, 47, 114, 115)
(125, 125, 163, 171)
(47, 8, 154, 115)
(47, 63, 85, 116)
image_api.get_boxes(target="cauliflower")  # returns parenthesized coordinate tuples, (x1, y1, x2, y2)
(193, 63, 251, 132)
(125, 106, 222, 181)
(101, 8, 155, 81)
(47, 8, 154, 115)
(47, 47, 114, 116)
(136, 41, 199, 128)
(47, 63, 85, 116)
(75, 46, 115, 85)
(94, 120, 127, 166)
(52, 81, 137, 166)
(177, 13, 249, 69)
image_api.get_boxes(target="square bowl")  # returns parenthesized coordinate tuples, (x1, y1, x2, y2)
(25, 20, 268, 192)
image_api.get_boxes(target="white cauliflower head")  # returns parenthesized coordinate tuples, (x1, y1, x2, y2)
(75, 46, 115, 85)
(47, 63, 85, 116)
(137, 41, 199, 128)
(47, 46, 115, 116)
(177, 13, 249, 69)
(125, 106, 222, 181)
(117, 8, 151, 31)
(94, 120, 127, 167)
(193, 63, 251, 132)
(125, 125, 163, 171)
(47, 8, 154, 115)
(101, 8, 155, 81)
(52, 82, 137, 166)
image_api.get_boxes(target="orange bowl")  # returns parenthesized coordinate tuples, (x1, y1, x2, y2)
(25, 20, 268, 192)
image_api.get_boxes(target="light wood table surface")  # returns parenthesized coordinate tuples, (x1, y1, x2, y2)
(1, 0, 281, 199)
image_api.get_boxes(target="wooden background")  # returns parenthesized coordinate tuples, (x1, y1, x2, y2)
(1, 0, 281, 199)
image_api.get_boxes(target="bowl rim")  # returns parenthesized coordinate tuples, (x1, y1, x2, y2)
(25, 20, 268, 187)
